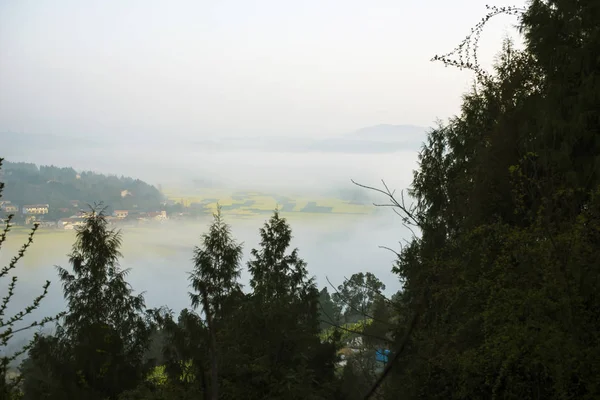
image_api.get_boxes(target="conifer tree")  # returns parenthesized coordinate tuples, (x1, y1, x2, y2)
(361, 2, 600, 398)
(243, 210, 337, 399)
(248, 210, 311, 302)
(189, 206, 243, 400)
(21, 205, 152, 399)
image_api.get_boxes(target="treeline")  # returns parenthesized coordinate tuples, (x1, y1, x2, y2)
(1, 161, 164, 216)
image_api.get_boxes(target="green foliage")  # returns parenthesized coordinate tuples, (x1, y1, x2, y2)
(189, 206, 244, 317)
(373, 2, 600, 399)
(238, 210, 337, 399)
(189, 206, 244, 400)
(20, 206, 153, 399)
(1, 160, 164, 214)
(332, 272, 386, 324)
(317, 287, 341, 330)
(320, 319, 372, 343)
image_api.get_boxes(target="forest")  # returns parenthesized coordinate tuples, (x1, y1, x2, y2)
(1, 1, 600, 399)
(0, 161, 164, 217)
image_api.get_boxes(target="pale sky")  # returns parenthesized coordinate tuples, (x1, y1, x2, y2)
(0, 0, 526, 140)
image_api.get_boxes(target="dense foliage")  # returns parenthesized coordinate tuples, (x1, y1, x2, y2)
(2, 0, 599, 398)
(19, 206, 153, 399)
(0, 161, 164, 217)
(378, 1, 600, 399)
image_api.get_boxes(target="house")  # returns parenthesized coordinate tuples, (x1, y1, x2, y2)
(69, 200, 80, 208)
(59, 217, 86, 230)
(22, 204, 49, 214)
(121, 190, 132, 198)
(1, 201, 19, 213)
(4, 204, 18, 213)
(113, 210, 129, 219)
(147, 211, 168, 221)
(4, 205, 19, 213)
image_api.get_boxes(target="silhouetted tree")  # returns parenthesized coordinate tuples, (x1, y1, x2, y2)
(21, 205, 152, 399)
(358, 2, 600, 398)
(189, 206, 243, 400)
(241, 210, 340, 399)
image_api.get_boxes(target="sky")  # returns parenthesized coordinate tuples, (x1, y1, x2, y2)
(0, 0, 526, 140)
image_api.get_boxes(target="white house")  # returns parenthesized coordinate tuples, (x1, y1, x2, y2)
(22, 204, 49, 215)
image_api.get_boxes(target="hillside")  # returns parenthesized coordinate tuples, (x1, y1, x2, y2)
(0, 160, 164, 218)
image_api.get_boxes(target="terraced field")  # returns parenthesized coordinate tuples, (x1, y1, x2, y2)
(162, 187, 374, 218)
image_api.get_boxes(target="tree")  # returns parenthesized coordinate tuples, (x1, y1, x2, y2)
(189, 206, 243, 400)
(359, 3, 600, 398)
(118, 307, 209, 400)
(21, 204, 152, 399)
(0, 157, 61, 399)
(332, 272, 385, 324)
(248, 210, 311, 302)
(242, 210, 339, 399)
(317, 287, 341, 330)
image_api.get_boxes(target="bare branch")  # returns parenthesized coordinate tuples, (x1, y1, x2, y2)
(351, 179, 422, 228)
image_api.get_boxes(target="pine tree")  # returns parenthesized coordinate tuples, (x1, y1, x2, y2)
(242, 210, 338, 399)
(21, 204, 152, 399)
(189, 206, 243, 400)
(248, 210, 311, 302)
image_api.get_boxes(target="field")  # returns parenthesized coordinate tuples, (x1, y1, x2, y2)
(162, 187, 374, 219)
(2, 225, 185, 262)
(2, 188, 376, 261)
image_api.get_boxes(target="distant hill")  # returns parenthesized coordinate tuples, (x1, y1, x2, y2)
(0, 160, 164, 218)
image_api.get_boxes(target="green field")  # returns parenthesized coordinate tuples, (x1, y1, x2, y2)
(2, 188, 375, 262)
(163, 187, 373, 218)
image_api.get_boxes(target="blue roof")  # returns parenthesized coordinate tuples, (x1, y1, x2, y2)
(375, 349, 390, 363)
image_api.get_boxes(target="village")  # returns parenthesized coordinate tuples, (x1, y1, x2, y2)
(0, 200, 169, 229)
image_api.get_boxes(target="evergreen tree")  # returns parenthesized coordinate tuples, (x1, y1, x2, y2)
(21, 205, 152, 399)
(189, 206, 243, 400)
(248, 210, 310, 302)
(317, 287, 341, 330)
(367, 3, 600, 398)
(242, 210, 339, 399)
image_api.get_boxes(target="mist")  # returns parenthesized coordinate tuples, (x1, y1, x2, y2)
(1, 212, 409, 350)
(0, 125, 423, 194)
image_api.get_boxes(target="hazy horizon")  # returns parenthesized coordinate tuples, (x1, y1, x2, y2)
(1, 0, 526, 192)
(1, 0, 525, 140)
